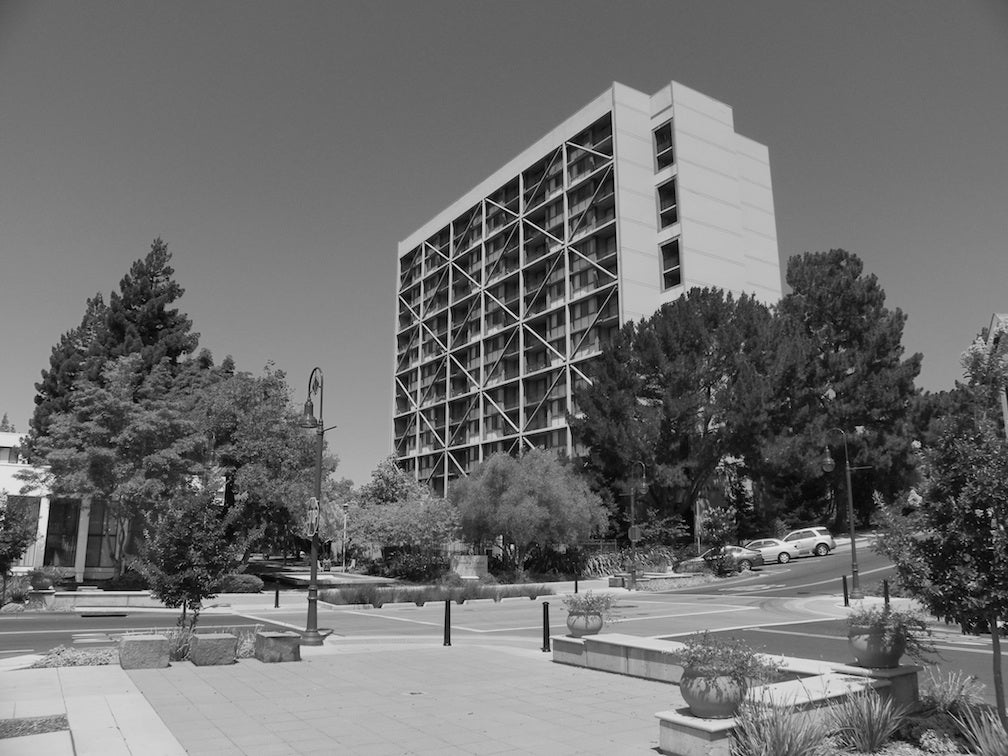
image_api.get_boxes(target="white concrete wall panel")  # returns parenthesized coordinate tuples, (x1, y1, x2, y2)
(613, 86, 661, 323)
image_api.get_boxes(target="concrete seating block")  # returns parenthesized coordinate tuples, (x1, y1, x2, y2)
(254, 631, 301, 663)
(119, 634, 170, 669)
(656, 709, 735, 756)
(551, 635, 586, 667)
(190, 633, 237, 666)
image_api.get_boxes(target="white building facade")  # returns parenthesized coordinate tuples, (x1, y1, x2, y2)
(394, 81, 782, 494)
(1, 430, 116, 581)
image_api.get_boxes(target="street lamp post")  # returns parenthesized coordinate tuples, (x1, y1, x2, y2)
(822, 427, 863, 600)
(299, 367, 335, 646)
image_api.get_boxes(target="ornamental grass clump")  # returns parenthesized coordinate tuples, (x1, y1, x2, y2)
(952, 705, 1008, 755)
(827, 688, 909, 753)
(730, 698, 828, 756)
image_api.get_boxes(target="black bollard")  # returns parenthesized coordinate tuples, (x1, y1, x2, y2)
(443, 599, 451, 647)
(574, 575, 579, 594)
(883, 580, 890, 609)
(842, 575, 849, 607)
(542, 602, 551, 652)
(274, 587, 280, 608)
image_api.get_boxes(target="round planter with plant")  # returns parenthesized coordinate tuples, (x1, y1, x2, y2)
(675, 631, 776, 719)
(562, 591, 617, 638)
(846, 603, 933, 668)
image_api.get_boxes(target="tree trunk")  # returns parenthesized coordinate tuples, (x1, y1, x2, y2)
(992, 611, 1007, 733)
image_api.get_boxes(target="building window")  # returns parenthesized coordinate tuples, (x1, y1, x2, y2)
(661, 239, 682, 290)
(658, 180, 678, 228)
(44, 498, 79, 568)
(654, 121, 674, 169)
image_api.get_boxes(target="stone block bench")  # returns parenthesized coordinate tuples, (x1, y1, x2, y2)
(119, 634, 170, 669)
(190, 633, 237, 666)
(254, 631, 301, 663)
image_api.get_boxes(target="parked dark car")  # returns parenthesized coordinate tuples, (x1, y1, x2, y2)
(678, 545, 764, 573)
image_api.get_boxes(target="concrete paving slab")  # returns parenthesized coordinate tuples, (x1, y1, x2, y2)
(0, 729, 74, 756)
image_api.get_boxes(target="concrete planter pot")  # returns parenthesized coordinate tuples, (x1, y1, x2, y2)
(27, 588, 56, 609)
(680, 668, 746, 719)
(565, 613, 604, 638)
(848, 625, 906, 669)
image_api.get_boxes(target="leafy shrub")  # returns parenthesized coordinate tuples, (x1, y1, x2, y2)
(215, 574, 264, 593)
(828, 689, 908, 753)
(3, 575, 30, 604)
(1, 602, 25, 613)
(437, 572, 465, 588)
(674, 632, 777, 685)
(952, 705, 1008, 755)
(846, 604, 935, 662)
(730, 698, 827, 756)
(385, 553, 450, 582)
(562, 590, 618, 620)
(105, 570, 149, 591)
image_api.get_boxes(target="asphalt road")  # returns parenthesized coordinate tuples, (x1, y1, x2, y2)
(669, 540, 897, 598)
(0, 612, 290, 655)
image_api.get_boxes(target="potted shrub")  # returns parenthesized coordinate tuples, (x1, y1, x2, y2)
(675, 631, 776, 718)
(847, 603, 933, 668)
(27, 568, 58, 609)
(562, 591, 617, 638)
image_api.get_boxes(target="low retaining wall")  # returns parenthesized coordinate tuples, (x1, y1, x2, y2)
(53, 591, 165, 610)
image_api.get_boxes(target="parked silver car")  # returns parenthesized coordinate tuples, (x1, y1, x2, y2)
(783, 526, 836, 557)
(743, 537, 801, 564)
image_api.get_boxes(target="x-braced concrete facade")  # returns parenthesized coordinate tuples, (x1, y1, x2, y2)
(394, 81, 782, 494)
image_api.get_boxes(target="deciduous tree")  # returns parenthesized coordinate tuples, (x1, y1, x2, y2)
(451, 449, 607, 573)
(351, 456, 457, 554)
(138, 484, 244, 629)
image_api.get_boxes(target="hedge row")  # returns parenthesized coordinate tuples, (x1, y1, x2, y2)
(319, 582, 552, 607)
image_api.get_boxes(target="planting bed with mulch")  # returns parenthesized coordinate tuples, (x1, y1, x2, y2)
(0, 714, 69, 740)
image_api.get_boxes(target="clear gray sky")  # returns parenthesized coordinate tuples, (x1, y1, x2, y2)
(1, 1, 1006, 484)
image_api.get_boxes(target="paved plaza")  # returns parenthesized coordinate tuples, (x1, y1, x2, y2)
(1, 638, 680, 755)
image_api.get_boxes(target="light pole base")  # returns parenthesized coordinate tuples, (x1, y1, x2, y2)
(300, 630, 325, 646)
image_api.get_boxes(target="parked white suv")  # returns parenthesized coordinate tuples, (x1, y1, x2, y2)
(783, 526, 836, 557)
